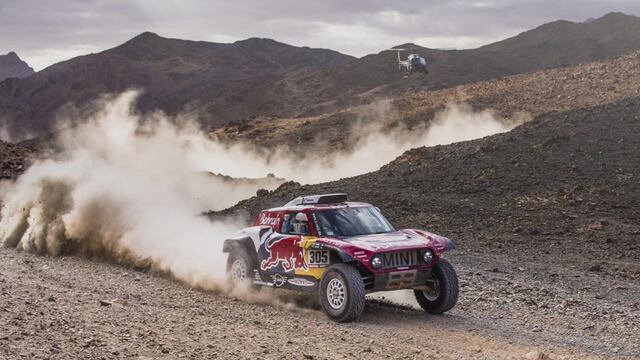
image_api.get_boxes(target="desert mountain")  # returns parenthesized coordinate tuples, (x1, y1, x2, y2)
(481, 12, 640, 69)
(295, 12, 640, 115)
(1, 12, 640, 140)
(0, 52, 34, 81)
(0, 33, 353, 140)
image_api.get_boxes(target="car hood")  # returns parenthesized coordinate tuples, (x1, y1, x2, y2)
(339, 230, 433, 251)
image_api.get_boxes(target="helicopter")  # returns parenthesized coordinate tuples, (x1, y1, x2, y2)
(390, 48, 428, 78)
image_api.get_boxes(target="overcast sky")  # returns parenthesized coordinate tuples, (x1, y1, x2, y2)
(2, 0, 639, 71)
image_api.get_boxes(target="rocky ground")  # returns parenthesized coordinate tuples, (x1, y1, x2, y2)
(1, 246, 637, 360)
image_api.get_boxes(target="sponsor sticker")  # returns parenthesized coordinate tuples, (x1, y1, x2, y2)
(287, 278, 315, 287)
(258, 213, 280, 227)
(270, 274, 287, 287)
(261, 237, 308, 272)
(321, 239, 345, 248)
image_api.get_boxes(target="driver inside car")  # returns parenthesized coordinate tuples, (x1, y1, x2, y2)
(291, 212, 310, 235)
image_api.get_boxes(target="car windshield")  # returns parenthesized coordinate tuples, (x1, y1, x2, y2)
(313, 206, 395, 237)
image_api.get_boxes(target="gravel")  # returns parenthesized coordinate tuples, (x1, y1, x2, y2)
(2, 247, 637, 359)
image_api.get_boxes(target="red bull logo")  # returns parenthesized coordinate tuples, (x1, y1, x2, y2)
(261, 237, 308, 272)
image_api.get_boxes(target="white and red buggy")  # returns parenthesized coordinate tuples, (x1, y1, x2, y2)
(223, 194, 458, 322)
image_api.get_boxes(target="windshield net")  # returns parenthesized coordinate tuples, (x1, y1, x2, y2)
(313, 206, 395, 237)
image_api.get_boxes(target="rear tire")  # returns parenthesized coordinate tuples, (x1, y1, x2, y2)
(414, 258, 459, 314)
(226, 250, 259, 291)
(319, 264, 365, 322)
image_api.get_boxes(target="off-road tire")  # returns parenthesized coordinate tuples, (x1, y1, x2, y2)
(226, 250, 259, 291)
(414, 258, 459, 314)
(319, 264, 366, 322)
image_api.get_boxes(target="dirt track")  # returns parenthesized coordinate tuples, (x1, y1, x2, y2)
(1, 247, 637, 359)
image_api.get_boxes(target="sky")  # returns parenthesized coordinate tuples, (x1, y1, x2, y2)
(1, 0, 639, 71)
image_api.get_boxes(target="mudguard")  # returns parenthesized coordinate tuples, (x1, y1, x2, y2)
(328, 245, 355, 262)
(223, 226, 274, 271)
(223, 226, 272, 253)
(222, 237, 254, 254)
(443, 237, 456, 251)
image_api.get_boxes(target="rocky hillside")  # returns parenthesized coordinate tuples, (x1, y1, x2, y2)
(0, 52, 34, 81)
(0, 140, 35, 179)
(2, 12, 640, 141)
(293, 12, 640, 116)
(213, 51, 640, 151)
(226, 97, 640, 266)
(481, 12, 640, 70)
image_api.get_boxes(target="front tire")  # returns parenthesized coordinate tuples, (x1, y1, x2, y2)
(226, 250, 258, 291)
(319, 264, 365, 322)
(414, 258, 459, 314)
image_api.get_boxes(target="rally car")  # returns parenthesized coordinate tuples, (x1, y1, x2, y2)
(223, 193, 458, 322)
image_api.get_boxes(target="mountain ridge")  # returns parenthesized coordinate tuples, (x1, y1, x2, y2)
(1, 12, 640, 140)
(0, 52, 34, 81)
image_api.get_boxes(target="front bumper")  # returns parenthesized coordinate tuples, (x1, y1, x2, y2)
(365, 268, 434, 292)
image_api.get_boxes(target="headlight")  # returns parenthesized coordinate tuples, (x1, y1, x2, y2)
(423, 249, 434, 264)
(371, 255, 382, 269)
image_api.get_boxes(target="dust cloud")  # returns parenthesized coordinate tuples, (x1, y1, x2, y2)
(0, 92, 252, 294)
(0, 91, 525, 298)
(196, 101, 526, 184)
(285, 102, 526, 183)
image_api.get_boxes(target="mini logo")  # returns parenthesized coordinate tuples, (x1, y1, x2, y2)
(270, 274, 287, 287)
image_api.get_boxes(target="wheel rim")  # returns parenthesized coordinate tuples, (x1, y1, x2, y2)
(230, 258, 248, 285)
(326, 278, 347, 310)
(422, 278, 441, 301)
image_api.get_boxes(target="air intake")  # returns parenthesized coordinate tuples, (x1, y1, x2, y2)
(284, 193, 348, 207)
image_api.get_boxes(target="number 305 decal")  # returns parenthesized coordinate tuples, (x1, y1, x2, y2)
(308, 250, 329, 266)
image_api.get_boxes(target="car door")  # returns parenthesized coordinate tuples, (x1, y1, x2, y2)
(258, 212, 310, 280)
